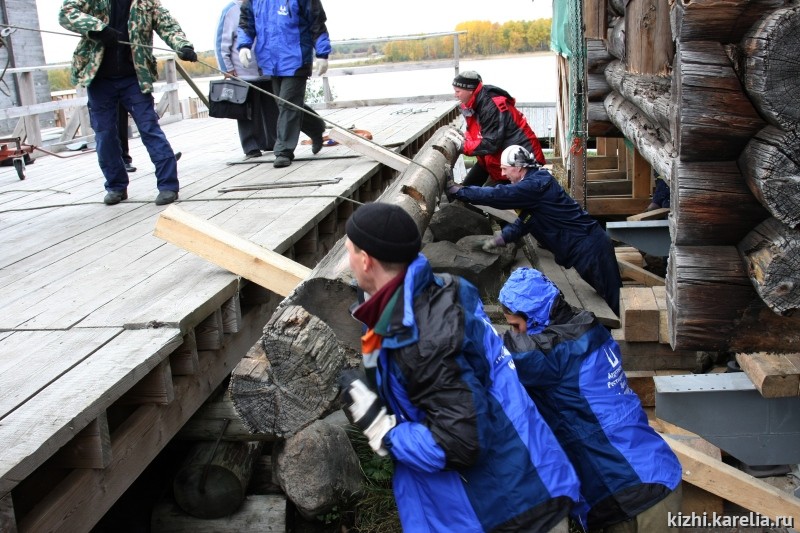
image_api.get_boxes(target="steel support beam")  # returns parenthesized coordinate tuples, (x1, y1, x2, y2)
(606, 220, 670, 256)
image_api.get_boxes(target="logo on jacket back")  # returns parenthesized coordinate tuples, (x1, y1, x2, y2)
(277, 3, 289, 15)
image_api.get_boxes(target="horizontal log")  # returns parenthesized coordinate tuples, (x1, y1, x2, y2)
(151, 495, 286, 532)
(605, 60, 671, 131)
(672, 41, 764, 162)
(604, 91, 675, 182)
(670, 0, 786, 43)
(588, 38, 614, 74)
(670, 161, 769, 246)
(588, 101, 623, 137)
(607, 16, 626, 62)
(737, 217, 800, 315)
(588, 73, 611, 102)
(740, 6, 800, 132)
(738, 126, 800, 228)
(668, 246, 800, 352)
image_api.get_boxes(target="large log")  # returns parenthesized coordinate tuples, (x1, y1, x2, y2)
(740, 6, 800, 133)
(670, 0, 786, 43)
(625, 0, 673, 75)
(670, 161, 769, 246)
(605, 60, 671, 131)
(671, 41, 764, 162)
(173, 441, 263, 519)
(229, 129, 459, 437)
(738, 217, 800, 316)
(668, 246, 800, 352)
(588, 38, 614, 74)
(604, 91, 675, 182)
(607, 16, 626, 62)
(738, 126, 800, 228)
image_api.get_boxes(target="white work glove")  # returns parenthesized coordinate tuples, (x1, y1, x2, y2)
(340, 372, 396, 456)
(444, 127, 465, 152)
(239, 48, 252, 69)
(482, 233, 506, 252)
(315, 57, 328, 76)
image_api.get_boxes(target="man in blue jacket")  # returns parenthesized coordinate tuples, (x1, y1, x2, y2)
(447, 144, 622, 315)
(340, 202, 581, 532)
(499, 267, 682, 532)
(237, 0, 328, 168)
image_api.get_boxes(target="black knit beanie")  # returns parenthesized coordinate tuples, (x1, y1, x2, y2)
(452, 70, 481, 90)
(346, 203, 421, 263)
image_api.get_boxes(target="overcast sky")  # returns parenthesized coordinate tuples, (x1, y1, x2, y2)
(32, 0, 552, 64)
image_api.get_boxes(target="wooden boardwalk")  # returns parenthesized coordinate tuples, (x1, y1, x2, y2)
(0, 100, 458, 532)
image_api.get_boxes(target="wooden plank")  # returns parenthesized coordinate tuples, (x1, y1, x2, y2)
(660, 433, 724, 516)
(587, 197, 651, 216)
(615, 247, 644, 266)
(50, 414, 112, 470)
(620, 287, 660, 342)
(587, 156, 619, 171)
(587, 169, 628, 181)
(169, 330, 199, 376)
(119, 358, 175, 405)
(628, 207, 670, 221)
(618, 259, 666, 287)
(587, 179, 632, 196)
(221, 294, 242, 334)
(195, 308, 224, 352)
(151, 494, 286, 532)
(1, 492, 17, 533)
(660, 434, 800, 525)
(736, 352, 800, 398)
(0, 329, 121, 419)
(177, 393, 277, 442)
(0, 328, 182, 498)
(626, 370, 656, 406)
(153, 205, 311, 297)
(327, 125, 411, 171)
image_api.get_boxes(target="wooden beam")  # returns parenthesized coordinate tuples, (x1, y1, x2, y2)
(628, 207, 670, 221)
(195, 308, 224, 352)
(618, 259, 666, 287)
(620, 287, 660, 342)
(118, 358, 175, 405)
(50, 414, 112, 470)
(587, 197, 651, 216)
(153, 205, 311, 297)
(327, 126, 411, 171)
(661, 434, 800, 525)
(736, 353, 800, 398)
(170, 330, 199, 376)
(177, 393, 277, 442)
(0, 493, 16, 533)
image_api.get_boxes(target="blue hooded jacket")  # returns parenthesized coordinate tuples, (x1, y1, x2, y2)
(238, 0, 330, 77)
(500, 268, 682, 529)
(357, 256, 581, 532)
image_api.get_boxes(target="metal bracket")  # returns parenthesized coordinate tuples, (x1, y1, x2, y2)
(606, 220, 671, 256)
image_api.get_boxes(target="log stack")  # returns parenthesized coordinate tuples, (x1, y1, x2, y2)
(585, 0, 800, 351)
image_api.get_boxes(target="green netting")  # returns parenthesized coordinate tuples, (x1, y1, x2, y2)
(550, 0, 572, 57)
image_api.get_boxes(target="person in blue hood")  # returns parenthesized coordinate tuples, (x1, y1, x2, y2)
(499, 267, 683, 533)
(447, 144, 622, 316)
(340, 202, 581, 532)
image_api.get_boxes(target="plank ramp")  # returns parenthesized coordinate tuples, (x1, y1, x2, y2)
(0, 100, 458, 530)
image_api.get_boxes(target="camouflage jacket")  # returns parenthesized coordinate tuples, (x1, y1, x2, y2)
(59, 0, 193, 94)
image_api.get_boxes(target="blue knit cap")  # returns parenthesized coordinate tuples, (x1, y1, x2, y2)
(498, 268, 561, 334)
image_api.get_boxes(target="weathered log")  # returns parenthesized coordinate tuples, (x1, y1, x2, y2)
(671, 41, 764, 162)
(229, 128, 459, 437)
(738, 217, 800, 316)
(670, 161, 769, 246)
(738, 126, 800, 228)
(151, 495, 286, 533)
(177, 392, 278, 442)
(605, 60, 671, 131)
(172, 441, 263, 519)
(584, 0, 607, 39)
(589, 101, 623, 138)
(740, 6, 800, 133)
(608, 0, 624, 17)
(588, 73, 612, 102)
(625, 0, 673, 75)
(670, 0, 786, 43)
(607, 16, 626, 61)
(588, 38, 614, 74)
(668, 246, 800, 352)
(604, 91, 675, 181)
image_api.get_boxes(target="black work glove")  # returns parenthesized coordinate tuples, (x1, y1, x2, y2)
(340, 370, 396, 456)
(445, 179, 463, 201)
(177, 46, 197, 62)
(93, 26, 121, 48)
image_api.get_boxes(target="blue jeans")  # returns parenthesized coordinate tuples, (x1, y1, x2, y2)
(87, 76, 179, 193)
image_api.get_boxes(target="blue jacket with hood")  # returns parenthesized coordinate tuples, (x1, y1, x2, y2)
(355, 255, 581, 532)
(499, 268, 682, 529)
(237, 0, 330, 77)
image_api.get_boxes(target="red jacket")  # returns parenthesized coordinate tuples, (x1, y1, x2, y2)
(462, 82, 545, 181)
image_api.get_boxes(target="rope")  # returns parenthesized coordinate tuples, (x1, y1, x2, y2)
(0, 22, 444, 183)
(0, 194, 363, 215)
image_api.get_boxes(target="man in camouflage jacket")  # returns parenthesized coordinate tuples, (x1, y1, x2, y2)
(59, 0, 197, 205)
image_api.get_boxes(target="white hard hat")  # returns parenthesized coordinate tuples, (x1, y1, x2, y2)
(500, 145, 536, 167)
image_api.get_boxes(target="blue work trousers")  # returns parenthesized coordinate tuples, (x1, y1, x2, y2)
(87, 75, 179, 193)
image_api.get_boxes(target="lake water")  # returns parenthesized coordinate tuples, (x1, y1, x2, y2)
(169, 53, 558, 105)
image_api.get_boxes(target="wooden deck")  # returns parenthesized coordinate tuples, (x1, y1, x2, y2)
(0, 100, 458, 532)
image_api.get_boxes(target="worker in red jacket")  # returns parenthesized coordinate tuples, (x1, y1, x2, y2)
(448, 70, 546, 187)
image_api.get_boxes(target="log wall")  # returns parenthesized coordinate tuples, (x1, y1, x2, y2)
(583, 0, 800, 350)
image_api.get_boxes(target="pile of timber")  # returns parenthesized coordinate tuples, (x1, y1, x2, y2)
(586, 0, 800, 351)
